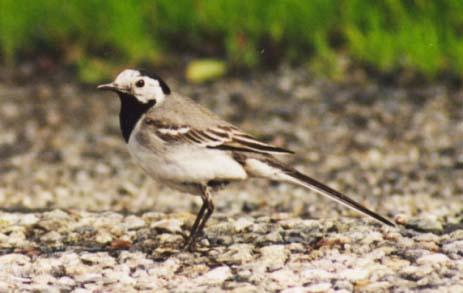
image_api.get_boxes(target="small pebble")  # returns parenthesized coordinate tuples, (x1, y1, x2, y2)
(151, 219, 183, 234)
(196, 266, 232, 285)
(259, 245, 288, 271)
(416, 253, 449, 265)
(305, 282, 331, 292)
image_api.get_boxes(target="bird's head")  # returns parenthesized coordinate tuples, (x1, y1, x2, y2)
(98, 69, 171, 106)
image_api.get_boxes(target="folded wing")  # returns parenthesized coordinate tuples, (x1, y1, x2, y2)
(147, 119, 293, 155)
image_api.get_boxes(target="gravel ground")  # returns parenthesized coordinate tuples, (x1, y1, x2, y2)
(0, 68, 462, 291)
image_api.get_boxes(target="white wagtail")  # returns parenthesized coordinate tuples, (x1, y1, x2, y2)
(98, 69, 394, 250)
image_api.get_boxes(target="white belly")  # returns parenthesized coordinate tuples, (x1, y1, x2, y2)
(127, 132, 248, 184)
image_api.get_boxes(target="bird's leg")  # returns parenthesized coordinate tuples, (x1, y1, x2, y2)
(196, 193, 214, 237)
(183, 200, 206, 249)
(186, 186, 214, 251)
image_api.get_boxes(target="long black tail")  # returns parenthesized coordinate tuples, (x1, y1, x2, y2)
(242, 156, 395, 227)
(286, 168, 395, 227)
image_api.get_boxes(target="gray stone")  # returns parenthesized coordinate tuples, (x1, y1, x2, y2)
(151, 219, 184, 234)
(416, 253, 449, 265)
(259, 245, 288, 271)
(217, 243, 254, 264)
(305, 282, 331, 292)
(194, 266, 232, 285)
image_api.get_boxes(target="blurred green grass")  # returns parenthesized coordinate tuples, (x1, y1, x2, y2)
(0, 0, 462, 81)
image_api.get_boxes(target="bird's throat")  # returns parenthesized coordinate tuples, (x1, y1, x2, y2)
(118, 93, 155, 142)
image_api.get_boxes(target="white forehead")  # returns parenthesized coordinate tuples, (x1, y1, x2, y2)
(114, 69, 141, 85)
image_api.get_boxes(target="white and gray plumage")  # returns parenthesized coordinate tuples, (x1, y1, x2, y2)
(98, 69, 394, 250)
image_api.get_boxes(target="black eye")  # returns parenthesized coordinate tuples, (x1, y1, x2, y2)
(135, 79, 145, 88)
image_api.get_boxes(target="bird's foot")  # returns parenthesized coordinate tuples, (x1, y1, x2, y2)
(182, 231, 206, 252)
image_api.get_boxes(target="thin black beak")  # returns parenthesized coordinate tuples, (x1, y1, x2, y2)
(97, 83, 117, 91)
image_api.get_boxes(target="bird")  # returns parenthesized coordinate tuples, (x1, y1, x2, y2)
(98, 69, 395, 250)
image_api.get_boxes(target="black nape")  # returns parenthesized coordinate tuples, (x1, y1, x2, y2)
(118, 93, 155, 142)
(139, 69, 171, 95)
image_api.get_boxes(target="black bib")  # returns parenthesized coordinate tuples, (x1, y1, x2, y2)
(118, 93, 155, 142)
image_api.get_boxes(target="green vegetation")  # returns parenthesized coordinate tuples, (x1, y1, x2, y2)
(0, 0, 462, 81)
